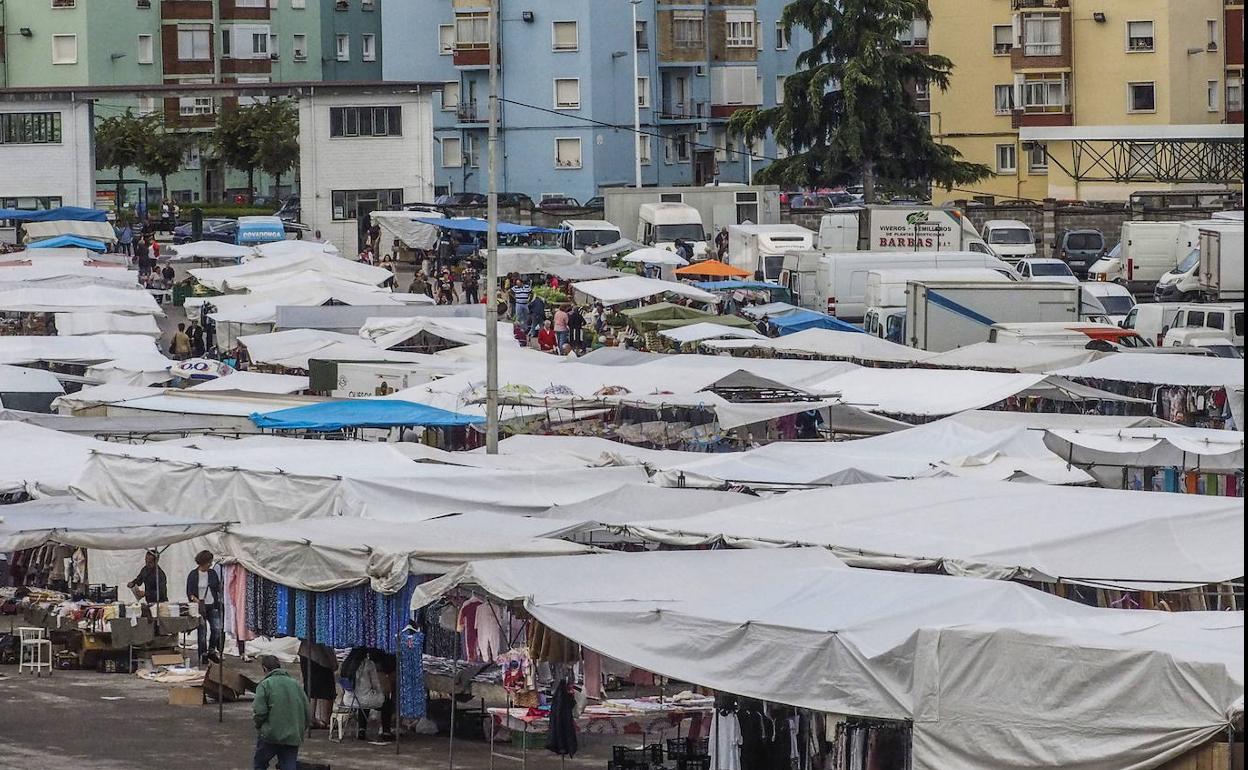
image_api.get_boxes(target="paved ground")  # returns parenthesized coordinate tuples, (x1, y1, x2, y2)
(0, 663, 607, 770)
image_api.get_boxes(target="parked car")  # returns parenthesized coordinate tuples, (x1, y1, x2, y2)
(1080, 281, 1136, 325)
(496, 192, 535, 209)
(274, 197, 302, 222)
(583, 196, 605, 210)
(435, 192, 489, 206)
(1016, 258, 1078, 285)
(538, 195, 581, 209)
(1055, 229, 1105, 278)
(172, 217, 237, 244)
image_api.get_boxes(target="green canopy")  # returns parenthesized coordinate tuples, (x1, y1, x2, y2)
(621, 302, 710, 332)
(646, 314, 756, 332)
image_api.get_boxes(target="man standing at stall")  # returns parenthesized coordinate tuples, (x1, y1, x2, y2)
(186, 550, 222, 666)
(126, 550, 168, 603)
(253, 655, 310, 770)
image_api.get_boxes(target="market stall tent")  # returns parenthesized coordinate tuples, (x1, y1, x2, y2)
(251, 399, 484, 431)
(1050, 353, 1246, 388)
(27, 235, 107, 252)
(0, 364, 64, 413)
(1043, 427, 1245, 488)
(495, 247, 578, 275)
(0, 287, 162, 315)
(673, 260, 750, 278)
(0, 498, 226, 551)
(409, 548, 1244, 770)
(572, 275, 718, 306)
(166, 240, 252, 262)
(53, 313, 162, 337)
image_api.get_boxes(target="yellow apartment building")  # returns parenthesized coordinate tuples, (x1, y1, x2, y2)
(927, 0, 1245, 203)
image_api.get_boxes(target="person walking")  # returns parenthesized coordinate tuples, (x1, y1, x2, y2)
(170, 323, 192, 360)
(185, 550, 222, 666)
(436, 270, 458, 305)
(553, 304, 570, 350)
(567, 304, 586, 351)
(461, 264, 480, 305)
(407, 272, 430, 297)
(714, 227, 729, 260)
(511, 278, 532, 328)
(125, 550, 168, 603)
(188, 321, 206, 358)
(117, 223, 134, 258)
(252, 655, 310, 770)
(134, 236, 151, 276)
(527, 292, 546, 338)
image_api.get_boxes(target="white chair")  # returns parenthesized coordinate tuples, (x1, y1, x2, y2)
(327, 707, 355, 743)
(17, 627, 53, 676)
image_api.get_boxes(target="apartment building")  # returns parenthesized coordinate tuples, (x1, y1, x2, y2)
(927, 0, 1245, 203)
(0, 0, 383, 204)
(382, 0, 806, 202)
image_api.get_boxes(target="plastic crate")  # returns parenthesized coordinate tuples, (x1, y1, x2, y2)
(613, 744, 664, 769)
(676, 758, 710, 770)
(510, 728, 547, 749)
(666, 738, 709, 759)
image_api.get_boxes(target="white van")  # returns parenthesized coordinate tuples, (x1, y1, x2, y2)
(636, 203, 708, 259)
(1090, 220, 1219, 294)
(1120, 303, 1184, 346)
(779, 249, 1015, 321)
(559, 219, 622, 259)
(1079, 281, 1136, 325)
(1162, 303, 1245, 350)
(987, 322, 1149, 349)
(727, 224, 815, 281)
(981, 220, 1036, 263)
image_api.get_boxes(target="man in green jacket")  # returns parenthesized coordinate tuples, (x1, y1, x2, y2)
(253, 655, 311, 770)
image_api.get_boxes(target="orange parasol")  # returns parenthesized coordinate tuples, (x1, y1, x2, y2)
(673, 260, 751, 278)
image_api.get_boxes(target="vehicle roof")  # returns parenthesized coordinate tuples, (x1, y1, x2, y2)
(1175, 302, 1245, 311)
(983, 219, 1031, 228)
(1079, 281, 1133, 296)
(991, 321, 1126, 332)
(560, 219, 619, 229)
(1018, 257, 1067, 264)
(1061, 228, 1103, 234)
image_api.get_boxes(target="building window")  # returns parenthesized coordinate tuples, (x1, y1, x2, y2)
(775, 21, 790, 51)
(914, 79, 929, 100)
(673, 11, 704, 48)
(635, 20, 648, 51)
(1207, 19, 1219, 50)
(251, 32, 268, 56)
(362, 34, 376, 61)
(725, 11, 755, 48)
(178, 27, 211, 61)
(639, 136, 652, 166)
(137, 34, 154, 64)
(0, 113, 63, 145)
(776, 74, 787, 104)
(336, 34, 350, 61)
(711, 66, 762, 106)
(1027, 143, 1048, 173)
(362, 0, 375, 9)
(292, 34, 308, 60)
(51, 34, 78, 65)
(442, 82, 460, 111)
(236, 0, 266, 6)
(51, 0, 75, 7)
(329, 106, 403, 138)
(1023, 76, 1067, 113)
(1207, 80, 1220, 112)
(1128, 81, 1156, 112)
(552, 21, 578, 52)
(331, 189, 403, 221)
(221, 29, 232, 58)
(441, 137, 462, 168)
(995, 144, 1017, 173)
(665, 133, 691, 163)
(465, 135, 481, 168)
(137, 96, 156, 116)
(1022, 13, 1060, 56)
(994, 84, 1014, 114)
(554, 78, 581, 109)
(555, 137, 582, 169)
(992, 25, 1013, 55)
(1126, 20, 1154, 52)
(179, 95, 214, 117)
(1228, 77, 1244, 113)
(456, 12, 490, 49)
(292, 0, 306, 8)
(637, 77, 650, 108)
(897, 17, 928, 47)
(269, 33, 279, 56)
(137, 0, 151, 8)
(439, 25, 455, 55)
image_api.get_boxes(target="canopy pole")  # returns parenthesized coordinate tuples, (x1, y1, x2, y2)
(484, 0, 501, 455)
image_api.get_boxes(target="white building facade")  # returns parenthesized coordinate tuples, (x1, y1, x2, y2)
(298, 85, 436, 255)
(0, 97, 95, 213)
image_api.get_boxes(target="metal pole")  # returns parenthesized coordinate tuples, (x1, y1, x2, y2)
(484, 0, 501, 454)
(631, 0, 643, 188)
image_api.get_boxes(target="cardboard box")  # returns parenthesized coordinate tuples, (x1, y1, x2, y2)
(150, 654, 184, 667)
(203, 662, 257, 703)
(168, 686, 204, 706)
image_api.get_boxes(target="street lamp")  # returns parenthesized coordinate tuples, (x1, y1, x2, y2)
(630, 0, 643, 188)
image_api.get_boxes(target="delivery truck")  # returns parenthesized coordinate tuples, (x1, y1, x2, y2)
(1089, 220, 1226, 295)
(727, 224, 816, 281)
(903, 281, 1082, 351)
(862, 268, 1016, 338)
(1197, 225, 1245, 302)
(816, 205, 993, 255)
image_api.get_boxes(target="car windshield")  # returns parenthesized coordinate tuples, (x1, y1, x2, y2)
(1176, 249, 1200, 272)
(1205, 345, 1243, 359)
(1098, 296, 1135, 314)
(1115, 334, 1149, 348)
(989, 228, 1031, 244)
(1066, 233, 1102, 250)
(1030, 262, 1072, 276)
(655, 224, 705, 242)
(573, 230, 620, 249)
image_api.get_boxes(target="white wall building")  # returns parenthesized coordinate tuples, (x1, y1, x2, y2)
(0, 97, 95, 215)
(298, 86, 435, 255)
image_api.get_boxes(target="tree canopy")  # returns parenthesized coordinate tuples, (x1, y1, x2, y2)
(728, 0, 990, 201)
(212, 100, 299, 202)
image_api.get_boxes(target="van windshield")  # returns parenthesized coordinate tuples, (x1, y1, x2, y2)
(1098, 296, 1135, 315)
(573, 230, 620, 249)
(654, 224, 705, 242)
(988, 228, 1032, 245)
(1065, 232, 1103, 250)
(1030, 262, 1072, 276)
(1176, 249, 1200, 272)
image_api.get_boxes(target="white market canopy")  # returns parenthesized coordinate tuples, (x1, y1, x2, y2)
(410, 548, 1244, 770)
(658, 322, 767, 344)
(188, 371, 310, 395)
(370, 210, 442, 250)
(165, 240, 253, 262)
(0, 498, 226, 552)
(707, 328, 934, 365)
(598, 478, 1245, 588)
(1050, 353, 1246, 388)
(1043, 427, 1245, 487)
(54, 312, 161, 337)
(922, 341, 1101, 373)
(0, 264, 139, 289)
(531, 483, 758, 524)
(0, 364, 64, 395)
(572, 275, 717, 306)
(21, 220, 117, 243)
(237, 329, 452, 369)
(215, 514, 597, 594)
(807, 367, 1047, 417)
(0, 286, 162, 315)
(191, 252, 386, 292)
(0, 334, 165, 366)
(620, 247, 689, 266)
(0, 422, 111, 496)
(496, 247, 578, 275)
(252, 239, 340, 258)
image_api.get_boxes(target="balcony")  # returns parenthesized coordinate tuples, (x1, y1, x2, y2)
(658, 99, 708, 122)
(456, 102, 487, 124)
(1011, 0, 1069, 8)
(453, 44, 491, 68)
(1010, 11, 1072, 69)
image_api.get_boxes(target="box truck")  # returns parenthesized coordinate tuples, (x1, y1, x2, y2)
(727, 224, 815, 281)
(604, 185, 781, 248)
(778, 250, 1015, 321)
(904, 281, 1082, 351)
(1198, 225, 1245, 302)
(816, 206, 993, 255)
(862, 268, 1016, 338)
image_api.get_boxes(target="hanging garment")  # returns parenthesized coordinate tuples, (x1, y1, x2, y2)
(474, 601, 505, 661)
(710, 710, 743, 770)
(544, 678, 578, 757)
(397, 627, 428, 719)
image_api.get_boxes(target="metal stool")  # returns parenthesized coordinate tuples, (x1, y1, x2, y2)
(17, 627, 53, 676)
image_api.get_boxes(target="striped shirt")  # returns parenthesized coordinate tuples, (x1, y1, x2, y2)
(511, 284, 532, 304)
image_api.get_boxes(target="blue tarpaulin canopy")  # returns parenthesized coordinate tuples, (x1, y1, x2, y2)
(28, 235, 108, 252)
(770, 309, 864, 336)
(415, 217, 564, 236)
(251, 399, 485, 431)
(0, 206, 108, 222)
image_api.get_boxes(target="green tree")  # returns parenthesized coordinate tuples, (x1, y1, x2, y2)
(95, 111, 150, 211)
(138, 119, 189, 201)
(728, 0, 990, 202)
(212, 104, 262, 204)
(251, 100, 300, 197)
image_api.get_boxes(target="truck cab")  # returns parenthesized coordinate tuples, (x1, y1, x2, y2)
(777, 250, 825, 311)
(637, 203, 708, 259)
(981, 220, 1036, 263)
(1162, 303, 1245, 351)
(559, 219, 622, 259)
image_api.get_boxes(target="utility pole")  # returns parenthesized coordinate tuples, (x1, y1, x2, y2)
(631, 0, 643, 188)
(485, 0, 501, 453)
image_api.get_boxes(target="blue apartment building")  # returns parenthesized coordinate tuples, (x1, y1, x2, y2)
(382, 1, 806, 202)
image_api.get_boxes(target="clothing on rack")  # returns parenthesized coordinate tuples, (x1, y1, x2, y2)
(544, 677, 578, 757)
(396, 627, 428, 719)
